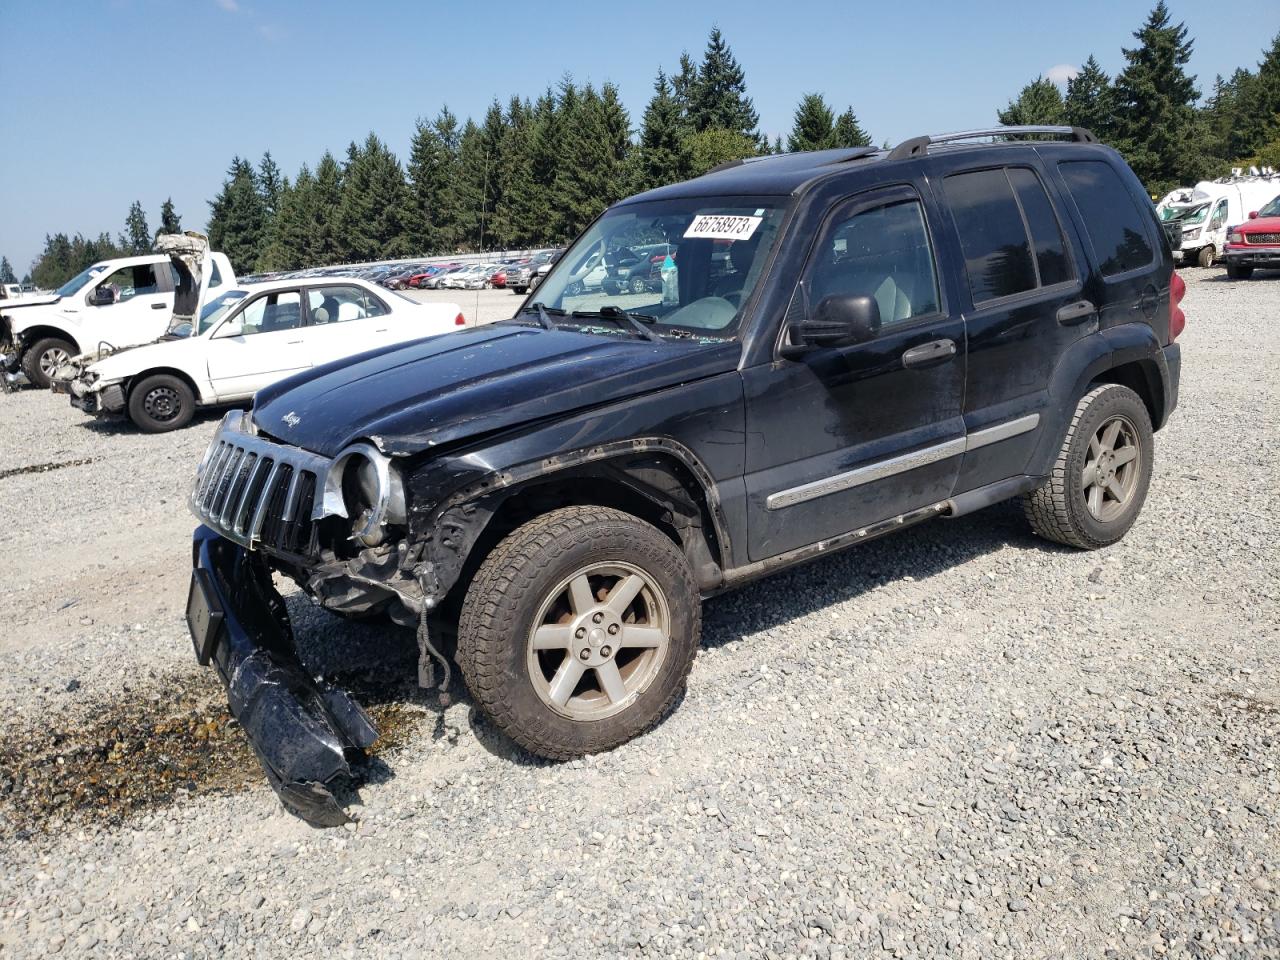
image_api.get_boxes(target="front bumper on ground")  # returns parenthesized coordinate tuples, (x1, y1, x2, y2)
(188, 524, 377, 826)
(65, 382, 125, 415)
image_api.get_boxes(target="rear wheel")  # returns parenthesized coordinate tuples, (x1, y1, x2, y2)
(1226, 261, 1254, 280)
(457, 506, 700, 759)
(630, 275, 648, 294)
(127, 373, 195, 433)
(1197, 245, 1215, 268)
(1022, 384, 1154, 549)
(21, 337, 75, 389)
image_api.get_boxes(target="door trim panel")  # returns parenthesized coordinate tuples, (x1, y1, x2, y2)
(765, 413, 1039, 510)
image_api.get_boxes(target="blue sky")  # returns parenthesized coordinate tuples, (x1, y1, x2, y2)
(0, 0, 1274, 274)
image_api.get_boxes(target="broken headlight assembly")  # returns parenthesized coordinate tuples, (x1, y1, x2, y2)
(326, 444, 406, 547)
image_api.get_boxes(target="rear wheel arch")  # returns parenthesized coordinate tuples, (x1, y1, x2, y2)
(1089, 358, 1164, 430)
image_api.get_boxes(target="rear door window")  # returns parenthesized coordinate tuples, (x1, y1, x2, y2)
(306, 285, 388, 324)
(944, 167, 1073, 304)
(1058, 160, 1155, 276)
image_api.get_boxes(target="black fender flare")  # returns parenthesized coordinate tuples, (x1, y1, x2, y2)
(409, 437, 732, 605)
(1027, 323, 1171, 477)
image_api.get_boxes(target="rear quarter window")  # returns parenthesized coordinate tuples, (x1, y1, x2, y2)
(1058, 160, 1155, 277)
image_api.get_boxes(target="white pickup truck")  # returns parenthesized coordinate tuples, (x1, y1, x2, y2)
(0, 233, 235, 389)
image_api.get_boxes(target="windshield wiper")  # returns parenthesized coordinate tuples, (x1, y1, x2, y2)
(520, 302, 565, 330)
(569, 306, 659, 342)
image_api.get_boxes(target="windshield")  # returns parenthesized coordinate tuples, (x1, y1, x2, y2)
(56, 263, 108, 298)
(191, 289, 248, 335)
(528, 197, 785, 337)
(1258, 195, 1280, 218)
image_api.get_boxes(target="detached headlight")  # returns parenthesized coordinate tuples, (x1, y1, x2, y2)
(326, 443, 406, 547)
(1228, 231, 1244, 244)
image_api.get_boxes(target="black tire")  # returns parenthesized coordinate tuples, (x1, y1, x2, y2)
(1022, 384, 1155, 550)
(1196, 245, 1215, 268)
(529, 275, 542, 291)
(456, 506, 700, 759)
(127, 373, 195, 433)
(1226, 262, 1254, 280)
(21, 337, 75, 389)
(629, 275, 648, 294)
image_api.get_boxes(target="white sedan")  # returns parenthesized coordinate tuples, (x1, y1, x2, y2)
(57, 277, 466, 432)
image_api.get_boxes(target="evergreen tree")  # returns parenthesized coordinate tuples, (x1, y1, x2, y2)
(671, 52, 699, 132)
(123, 200, 151, 253)
(0, 257, 15, 284)
(1065, 55, 1116, 140)
(405, 107, 463, 253)
(207, 157, 267, 273)
(1111, 1, 1202, 191)
(550, 82, 632, 242)
(997, 76, 1066, 126)
(257, 151, 285, 219)
(831, 108, 872, 148)
(493, 96, 537, 247)
(514, 90, 563, 246)
(690, 28, 760, 141)
(686, 128, 758, 178)
(1228, 33, 1280, 161)
(158, 197, 182, 236)
(788, 93, 835, 151)
(634, 70, 691, 191)
(257, 170, 315, 271)
(334, 133, 412, 262)
(453, 117, 492, 251)
(311, 151, 345, 265)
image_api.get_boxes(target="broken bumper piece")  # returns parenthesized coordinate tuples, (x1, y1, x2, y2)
(188, 524, 377, 826)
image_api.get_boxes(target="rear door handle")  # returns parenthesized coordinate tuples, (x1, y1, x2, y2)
(1056, 300, 1096, 326)
(901, 338, 957, 369)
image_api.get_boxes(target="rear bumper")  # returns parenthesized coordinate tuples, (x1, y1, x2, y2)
(1224, 244, 1280, 267)
(1161, 343, 1181, 427)
(189, 525, 377, 826)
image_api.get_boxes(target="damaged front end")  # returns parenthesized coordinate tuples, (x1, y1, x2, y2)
(186, 410, 429, 825)
(189, 525, 376, 826)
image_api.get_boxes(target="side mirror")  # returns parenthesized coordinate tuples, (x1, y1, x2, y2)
(781, 295, 881, 357)
(1249, 210, 1259, 219)
(90, 287, 114, 306)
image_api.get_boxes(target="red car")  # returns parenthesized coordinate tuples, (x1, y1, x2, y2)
(489, 267, 508, 288)
(1224, 194, 1280, 279)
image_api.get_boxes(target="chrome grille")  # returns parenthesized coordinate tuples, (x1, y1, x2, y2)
(1245, 232, 1280, 245)
(191, 411, 334, 555)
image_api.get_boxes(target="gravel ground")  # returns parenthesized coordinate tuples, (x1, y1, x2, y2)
(0, 272, 1277, 959)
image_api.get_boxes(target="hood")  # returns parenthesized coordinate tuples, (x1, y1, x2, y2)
(253, 323, 741, 458)
(86, 335, 202, 381)
(1240, 215, 1280, 233)
(2, 298, 77, 331)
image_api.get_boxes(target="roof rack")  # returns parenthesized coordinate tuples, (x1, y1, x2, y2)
(887, 126, 1099, 161)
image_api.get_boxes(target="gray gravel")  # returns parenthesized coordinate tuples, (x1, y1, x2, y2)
(0, 271, 1277, 959)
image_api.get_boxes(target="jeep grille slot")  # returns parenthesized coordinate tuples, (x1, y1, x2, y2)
(190, 413, 333, 557)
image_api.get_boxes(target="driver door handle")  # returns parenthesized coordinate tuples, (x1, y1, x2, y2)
(901, 338, 957, 369)
(150, 302, 166, 309)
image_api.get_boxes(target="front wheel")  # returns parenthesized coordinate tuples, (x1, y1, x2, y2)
(456, 506, 700, 759)
(21, 337, 75, 389)
(1226, 261, 1254, 280)
(1022, 383, 1154, 549)
(127, 373, 195, 433)
(1197, 245, 1216, 268)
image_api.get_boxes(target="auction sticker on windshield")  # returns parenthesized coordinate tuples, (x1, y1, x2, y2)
(684, 214, 763, 241)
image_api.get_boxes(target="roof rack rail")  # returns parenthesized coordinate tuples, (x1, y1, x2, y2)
(887, 125, 1099, 161)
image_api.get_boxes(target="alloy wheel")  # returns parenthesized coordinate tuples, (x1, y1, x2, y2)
(1082, 414, 1141, 522)
(39, 347, 71, 379)
(526, 561, 671, 721)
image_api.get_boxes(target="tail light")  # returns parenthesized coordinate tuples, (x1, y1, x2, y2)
(1169, 271, 1186, 342)
(454, 312, 466, 327)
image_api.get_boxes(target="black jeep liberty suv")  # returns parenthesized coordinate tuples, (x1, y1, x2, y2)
(185, 126, 1184, 824)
